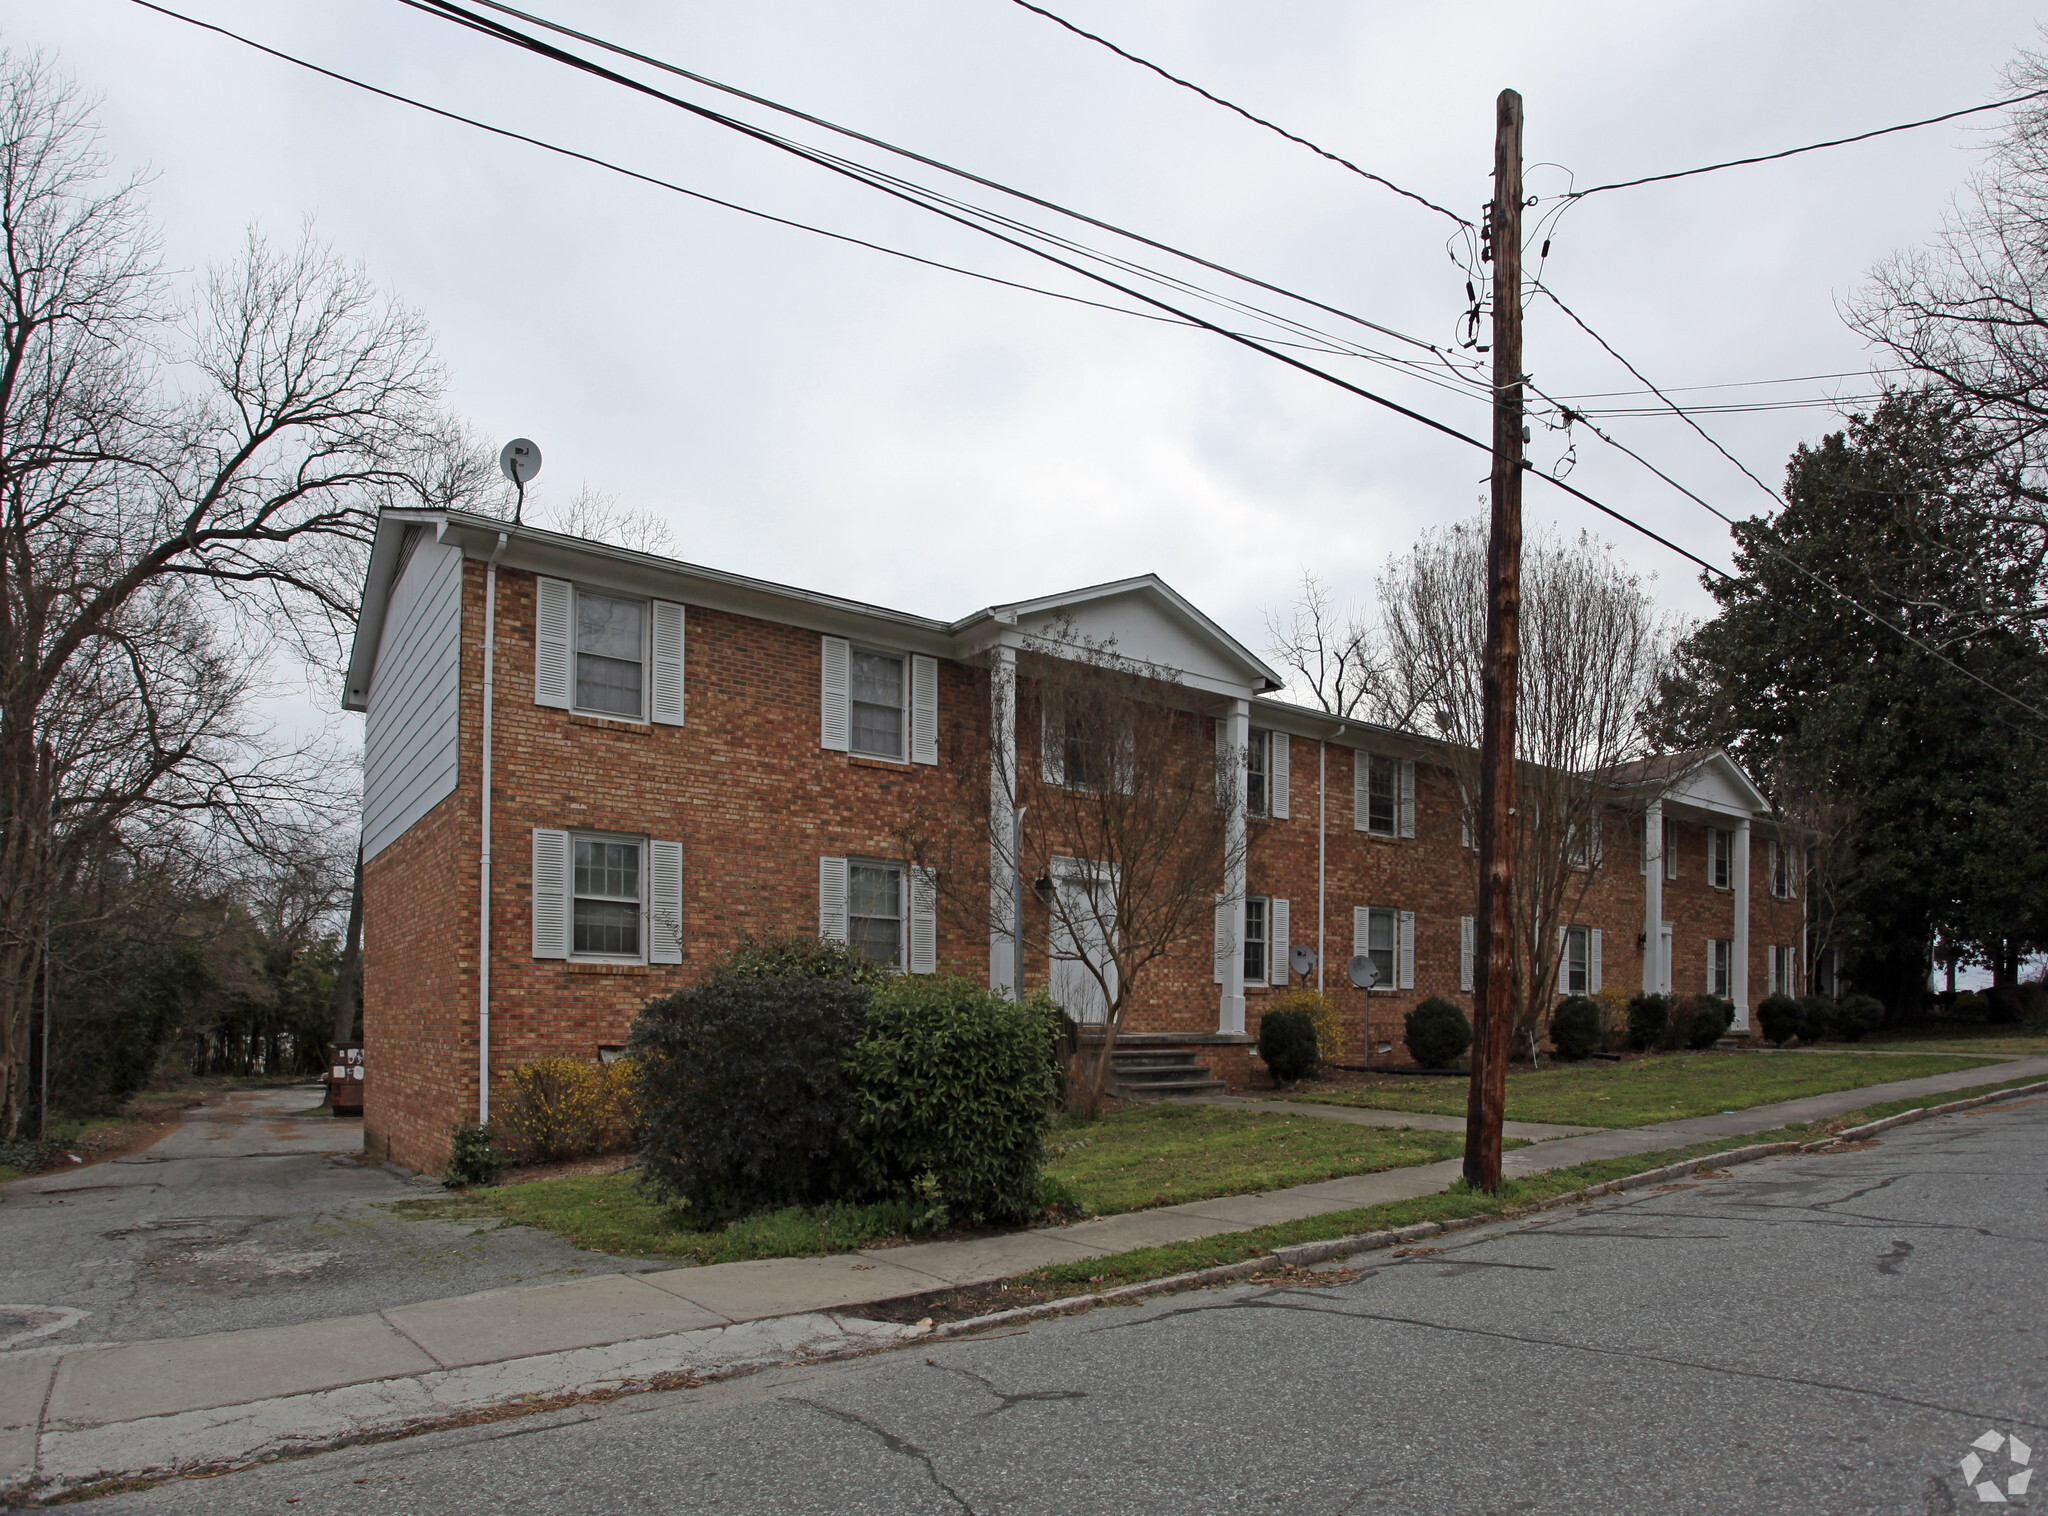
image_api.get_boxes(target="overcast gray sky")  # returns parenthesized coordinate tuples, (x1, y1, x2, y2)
(19, 0, 2048, 704)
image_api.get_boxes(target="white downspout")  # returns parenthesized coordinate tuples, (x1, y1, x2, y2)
(478, 532, 508, 1124)
(1317, 737, 1327, 995)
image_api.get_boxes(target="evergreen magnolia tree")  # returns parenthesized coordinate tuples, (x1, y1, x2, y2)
(1658, 391, 2048, 1009)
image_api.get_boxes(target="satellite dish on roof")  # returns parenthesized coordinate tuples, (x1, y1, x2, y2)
(1290, 945, 1316, 979)
(499, 438, 542, 486)
(1347, 954, 1379, 991)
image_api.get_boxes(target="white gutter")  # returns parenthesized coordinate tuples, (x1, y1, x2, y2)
(1318, 738, 1327, 995)
(478, 532, 508, 1124)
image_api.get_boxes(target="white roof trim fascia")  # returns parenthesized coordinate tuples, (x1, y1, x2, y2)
(342, 512, 444, 712)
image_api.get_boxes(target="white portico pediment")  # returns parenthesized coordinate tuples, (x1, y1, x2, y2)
(1655, 751, 1770, 821)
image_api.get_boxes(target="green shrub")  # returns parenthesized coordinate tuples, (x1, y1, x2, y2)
(1626, 993, 1670, 1052)
(714, 932, 892, 986)
(1685, 996, 1734, 1049)
(1548, 997, 1601, 1061)
(1258, 1008, 1321, 1085)
(844, 978, 1061, 1226)
(1756, 993, 1801, 1046)
(1796, 994, 1838, 1043)
(1833, 993, 1886, 1041)
(1405, 997, 1472, 1069)
(445, 1121, 507, 1188)
(1949, 990, 1991, 1024)
(630, 975, 869, 1224)
(1985, 987, 2024, 1026)
(1268, 988, 1343, 1066)
(494, 1055, 637, 1166)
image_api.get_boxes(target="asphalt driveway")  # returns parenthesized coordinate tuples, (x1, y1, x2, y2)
(0, 1084, 648, 1351)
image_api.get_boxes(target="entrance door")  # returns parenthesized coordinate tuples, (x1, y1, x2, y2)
(1658, 922, 1673, 994)
(1049, 862, 1117, 1025)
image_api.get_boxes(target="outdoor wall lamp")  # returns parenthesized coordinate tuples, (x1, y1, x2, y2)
(1033, 875, 1056, 907)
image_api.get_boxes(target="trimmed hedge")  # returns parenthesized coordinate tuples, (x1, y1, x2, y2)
(1258, 1008, 1320, 1085)
(1757, 993, 1801, 1046)
(846, 978, 1061, 1226)
(1682, 995, 1734, 1049)
(629, 975, 868, 1224)
(1626, 993, 1670, 1052)
(1549, 997, 1601, 1061)
(1405, 997, 1472, 1069)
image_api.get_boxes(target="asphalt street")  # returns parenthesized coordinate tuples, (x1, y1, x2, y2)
(77, 1093, 2047, 1515)
(0, 1085, 646, 1350)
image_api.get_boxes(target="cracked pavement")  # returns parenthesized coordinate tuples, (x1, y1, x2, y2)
(0, 1085, 655, 1350)
(75, 1093, 2047, 1514)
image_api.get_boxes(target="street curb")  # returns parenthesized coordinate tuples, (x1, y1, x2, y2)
(1799, 1079, 2048, 1149)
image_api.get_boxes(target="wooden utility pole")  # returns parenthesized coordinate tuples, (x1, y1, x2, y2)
(1464, 88, 1524, 1192)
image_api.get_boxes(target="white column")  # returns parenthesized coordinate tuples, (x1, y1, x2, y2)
(988, 645, 1018, 996)
(1642, 800, 1663, 995)
(1220, 699, 1250, 1035)
(1732, 816, 1752, 1029)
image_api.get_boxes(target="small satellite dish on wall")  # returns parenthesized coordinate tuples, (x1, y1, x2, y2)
(1347, 954, 1379, 991)
(499, 438, 542, 486)
(1290, 945, 1316, 979)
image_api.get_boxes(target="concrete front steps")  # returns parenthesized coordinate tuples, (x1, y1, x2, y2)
(1090, 1033, 1233, 1096)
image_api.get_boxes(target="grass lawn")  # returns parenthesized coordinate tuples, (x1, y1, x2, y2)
(1283, 1050, 1999, 1128)
(1013, 1071, 2048, 1297)
(387, 1105, 1473, 1264)
(1853, 1031, 2048, 1057)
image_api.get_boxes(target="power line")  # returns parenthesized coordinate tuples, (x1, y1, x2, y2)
(1005, 0, 1471, 227)
(1551, 368, 1907, 401)
(1565, 87, 2048, 200)
(436, 0, 1471, 365)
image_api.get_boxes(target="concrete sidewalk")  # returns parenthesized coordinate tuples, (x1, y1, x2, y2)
(5, 1054, 2042, 1496)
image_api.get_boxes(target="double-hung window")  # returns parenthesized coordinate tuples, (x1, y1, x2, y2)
(851, 650, 907, 759)
(1365, 759, 1397, 835)
(1709, 938, 1732, 998)
(1242, 896, 1269, 982)
(1362, 906, 1396, 988)
(848, 860, 905, 969)
(1709, 828, 1732, 890)
(1563, 926, 1591, 996)
(572, 835, 642, 957)
(1246, 731, 1270, 817)
(575, 593, 646, 717)
(1769, 842, 1797, 898)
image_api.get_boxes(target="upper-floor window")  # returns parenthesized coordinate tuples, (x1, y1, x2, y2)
(575, 592, 645, 717)
(1047, 709, 1128, 792)
(848, 860, 905, 969)
(851, 649, 906, 759)
(1243, 896, 1269, 982)
(1246, 730, 1270, 817)
(1769, 841, 1798, 898)
(1365, 758, 1397, 835)
(1709, 827, 1733, 890)
(573, 834, 641, 957)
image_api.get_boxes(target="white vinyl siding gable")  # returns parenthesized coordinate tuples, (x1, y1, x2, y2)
(363, 535, 464, 861)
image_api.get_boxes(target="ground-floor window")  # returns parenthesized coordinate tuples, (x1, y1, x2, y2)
(1709, 938, 1732, 998)
(1243, 897, 1269, 983)
(1563, 926, 1590, 996)
(849, 860, 905, 969)
(1361, 906, 1396, 989)
(573, 835, 642, 957)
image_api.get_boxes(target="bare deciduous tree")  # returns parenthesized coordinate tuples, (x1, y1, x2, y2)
(0, 54, 458, 1133)
(901, 621, 1245, 1117)
(1265, 570, 1386, 719)
(1372, 521, 1676, 1055)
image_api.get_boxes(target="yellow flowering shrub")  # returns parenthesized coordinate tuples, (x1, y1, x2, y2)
(1267, 988, 1344, 1068)
(495, 1055, 638, 1166)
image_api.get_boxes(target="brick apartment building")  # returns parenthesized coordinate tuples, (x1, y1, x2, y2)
(345, 508, 1805, 1172)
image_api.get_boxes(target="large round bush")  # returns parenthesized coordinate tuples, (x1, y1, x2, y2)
(1626, 993, 1670, 1052)
(629, 975, 869, 1224)
(1795, 994, 1837, 1043)
(845, 978, 1060, 1225)
(1258, 1008, 1320, 1085)
(1685, 996, 1734, 1049)
(1756, 993, 1801, 1046)
(1833, 993, 1886, 1042)
(1549, 997, 1601, 1061)
(1405, 997, 1472, 1069)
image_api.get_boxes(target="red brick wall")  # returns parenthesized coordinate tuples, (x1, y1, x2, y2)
(361, 558, 1809, 1165)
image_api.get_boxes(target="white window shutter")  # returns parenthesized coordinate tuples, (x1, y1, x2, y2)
(1590, 928, 1603, 994)
(910, 655, 939, 765)
(1790, 848, 1799, 899)
(1214, 894, 1234, 984)
(818, 856, 849, 943)
(1043, 708, 1066, 786)
(1353, 905, 1370, 959)
(1353, 752, 1370, 832)
(534, 577, 573, 709)
(1707, 939, 1715, 993)
(909, 866, 938, 973)
(1398, 761, 1416, 838)
(1268, 898, 1290, 986)
(532, 828, 570, 959)
(1639, 817, 1648, 875)
(650, 601, 686, 726)
(1461, 787, 1472, 850)
(1397, 910, 1416, 990)
(820, 637, 851, 751)
(1460, 915, 1475, 993)
(1665, 819, 1678, 880)
(1214, 718, 1230, 808)
(648, 839, 683, 963)
(1269, 733, 1290, 820)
